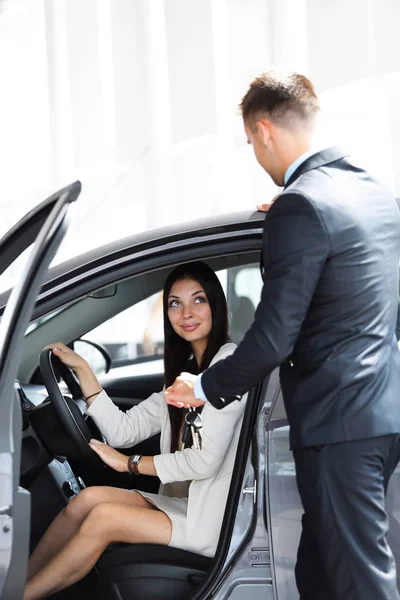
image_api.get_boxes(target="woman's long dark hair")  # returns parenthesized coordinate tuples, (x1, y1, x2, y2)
(163, 261, 229, 452)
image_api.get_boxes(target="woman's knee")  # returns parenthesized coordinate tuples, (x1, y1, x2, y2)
(65, 487, 105, 522)
(79, 503, 118, 542)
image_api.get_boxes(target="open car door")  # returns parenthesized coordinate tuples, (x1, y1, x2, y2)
(0, 181, 80, 599)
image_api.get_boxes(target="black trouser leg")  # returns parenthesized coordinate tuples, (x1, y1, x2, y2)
(293, 434, 400, 600)
(295, 512, 330, 599)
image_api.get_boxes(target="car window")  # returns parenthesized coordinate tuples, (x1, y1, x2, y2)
(81, 291, 164, 367)
(234, 266, 261, 309)
(81, 264, 262, 368)
(227, 264, 262, 344)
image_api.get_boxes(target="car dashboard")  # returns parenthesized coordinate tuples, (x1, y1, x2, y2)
(17, 380, 84, 489)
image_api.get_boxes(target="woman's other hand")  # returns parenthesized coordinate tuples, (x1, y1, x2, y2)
(44, 341, 87, 373)
(89, 440, 157, 476)
(89, 439, 129, 472)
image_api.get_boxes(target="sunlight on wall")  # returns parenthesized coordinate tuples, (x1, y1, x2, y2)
(1, 0, 400, 288)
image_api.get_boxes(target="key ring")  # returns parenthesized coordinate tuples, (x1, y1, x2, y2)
(185, 410, 195, 425)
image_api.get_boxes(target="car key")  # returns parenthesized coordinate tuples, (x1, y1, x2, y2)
(180, 421, 191, 450)
(185, 407, 203, 450)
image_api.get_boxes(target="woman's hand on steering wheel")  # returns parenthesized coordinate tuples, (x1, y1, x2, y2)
(44, 342, 102, 406)
(44, 341, 88, 373)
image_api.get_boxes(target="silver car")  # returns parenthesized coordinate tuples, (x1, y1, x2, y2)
(0, 182, 399, 599)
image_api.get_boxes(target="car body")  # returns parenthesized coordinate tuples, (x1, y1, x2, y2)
(0, 183, 399, 599)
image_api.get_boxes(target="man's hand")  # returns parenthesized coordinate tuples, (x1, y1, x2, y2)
(164, 372, 206, 408)
(257, 194, 280, 212)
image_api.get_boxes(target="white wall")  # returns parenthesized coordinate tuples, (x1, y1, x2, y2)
(1, 0, 399, 280)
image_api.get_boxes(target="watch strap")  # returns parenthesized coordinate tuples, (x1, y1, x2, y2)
(127, 454, 142, 475)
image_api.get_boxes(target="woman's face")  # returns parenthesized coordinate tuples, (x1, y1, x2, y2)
(167, 277, 212, 347)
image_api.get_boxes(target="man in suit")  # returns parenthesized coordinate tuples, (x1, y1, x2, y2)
(165, 71, 400, 599)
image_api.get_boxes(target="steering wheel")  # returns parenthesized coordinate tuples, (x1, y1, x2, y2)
(39, 348, 105, 468)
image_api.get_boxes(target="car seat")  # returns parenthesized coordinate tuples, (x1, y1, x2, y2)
(95, 542, 212, 600)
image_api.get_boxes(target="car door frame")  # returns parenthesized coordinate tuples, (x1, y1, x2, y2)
(0, 181, 80, 599)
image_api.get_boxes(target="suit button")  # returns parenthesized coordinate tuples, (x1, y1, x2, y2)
(234, 394, 242, 401)
(219, 397, 226, 403)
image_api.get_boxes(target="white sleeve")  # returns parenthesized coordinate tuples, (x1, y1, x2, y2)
(85, 389, 162, 449)
(153, 344, 246, 483)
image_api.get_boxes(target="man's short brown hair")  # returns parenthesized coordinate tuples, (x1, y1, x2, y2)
(240, 70, 320, 129)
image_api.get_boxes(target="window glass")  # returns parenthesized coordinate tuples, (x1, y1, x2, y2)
(234, 266, 262, 310)
(82, 292, 164, 366)
(228, 265, 262, 344)
(80, 264, 261, 368)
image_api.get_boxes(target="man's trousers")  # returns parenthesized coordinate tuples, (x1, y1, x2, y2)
(293, 434, 400, 600)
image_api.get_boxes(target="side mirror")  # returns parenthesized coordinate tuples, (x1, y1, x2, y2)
(72, 339, 111, 376)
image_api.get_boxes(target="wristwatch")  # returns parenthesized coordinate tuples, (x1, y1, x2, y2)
(127, 454, 142, 475)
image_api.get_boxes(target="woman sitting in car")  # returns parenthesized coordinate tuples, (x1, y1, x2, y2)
(24, 261, 247, 600)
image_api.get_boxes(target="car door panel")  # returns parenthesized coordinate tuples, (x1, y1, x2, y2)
(266, 383, 400, 600)
(99, 372, 164, 410)
(268, 422, 301, 600)
(386, 463, 400, 589)
(262, 372, 301, 600)
(2, 399, 31, 599)
(0, 182, 80, 599)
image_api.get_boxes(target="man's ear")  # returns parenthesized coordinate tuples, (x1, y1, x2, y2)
(256, 119, 273, 145)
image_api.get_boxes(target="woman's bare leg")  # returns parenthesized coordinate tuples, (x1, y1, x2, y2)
(25, 501, 171, 600)
(27, 486, 155, 580)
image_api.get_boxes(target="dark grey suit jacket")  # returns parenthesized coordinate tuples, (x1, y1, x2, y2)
(202, 147, 400, 449)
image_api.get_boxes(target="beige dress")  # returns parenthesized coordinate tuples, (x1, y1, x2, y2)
(86, 343, 246, 557)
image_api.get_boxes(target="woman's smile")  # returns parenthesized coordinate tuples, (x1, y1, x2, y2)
(181, 322, 200, 332)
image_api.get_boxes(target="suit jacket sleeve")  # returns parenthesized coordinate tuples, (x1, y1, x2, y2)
(85, 389, 163, 448)
(201, 192, 330, 408)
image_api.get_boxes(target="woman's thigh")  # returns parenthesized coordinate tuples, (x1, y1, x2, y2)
(67, 486, 157, 522)
(82, 502, 172, 546)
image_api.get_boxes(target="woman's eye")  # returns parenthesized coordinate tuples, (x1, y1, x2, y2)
(169, 300, 180, 308)
(194, 296, 206, 304)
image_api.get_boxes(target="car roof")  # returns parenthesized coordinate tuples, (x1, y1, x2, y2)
(47, 209, 264, 276)
(0, 209, 266, 313)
